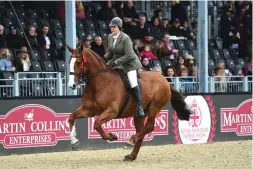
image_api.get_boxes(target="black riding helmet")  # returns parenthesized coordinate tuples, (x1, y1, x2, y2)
(109, 17, 123, 29)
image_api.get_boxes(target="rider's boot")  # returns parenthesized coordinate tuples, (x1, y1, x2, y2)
(132, 85, 145, 117)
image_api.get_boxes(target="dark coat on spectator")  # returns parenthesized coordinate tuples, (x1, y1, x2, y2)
(171, 3, 188, 23)
(220, 14, 233, 47)
(0, 34, 7, 48)
(97, 5, 117, 21)
(132, 23, 152, 39)
(23, 34, 40, 49)
(6, 33, 23, 49)
(169, 25, 182, 37)
(91, 43, 105, 58)
(37, 34, 54, 49)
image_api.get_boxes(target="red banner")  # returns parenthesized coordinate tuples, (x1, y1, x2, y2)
(0, 104, 70, 149)
(88, 110, 169, 142)
(221, 99, 252, 136)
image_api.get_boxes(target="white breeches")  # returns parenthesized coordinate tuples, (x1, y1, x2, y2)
(127, 70, 138, 88)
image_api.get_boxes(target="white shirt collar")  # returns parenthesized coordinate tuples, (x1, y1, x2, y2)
(113, 32, 120, 39)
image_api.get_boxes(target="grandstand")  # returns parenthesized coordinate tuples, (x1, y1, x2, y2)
(0, 1, 252, 97)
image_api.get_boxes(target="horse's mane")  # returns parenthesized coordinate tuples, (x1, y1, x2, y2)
(78, 45, 106, 66)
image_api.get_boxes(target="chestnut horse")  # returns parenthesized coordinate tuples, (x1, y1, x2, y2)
(67, 45, 191, 161)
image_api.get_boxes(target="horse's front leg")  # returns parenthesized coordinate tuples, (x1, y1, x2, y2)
(124, 116, 145, 161)
(93, 109, 118, 141)
(68, 105, 93, 150)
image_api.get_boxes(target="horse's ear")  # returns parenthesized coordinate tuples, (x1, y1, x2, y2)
(66, 45, 74, 53)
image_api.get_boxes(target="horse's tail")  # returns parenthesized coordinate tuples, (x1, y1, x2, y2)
(170, 87, 192, 121)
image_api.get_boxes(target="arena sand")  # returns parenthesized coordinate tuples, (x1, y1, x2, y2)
(0, 140, 251, 169)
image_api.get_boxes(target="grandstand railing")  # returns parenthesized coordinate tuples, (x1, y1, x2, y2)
(0, 73, 251, 97)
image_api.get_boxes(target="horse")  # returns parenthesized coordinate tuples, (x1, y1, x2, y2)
(66, 45, 192, 161)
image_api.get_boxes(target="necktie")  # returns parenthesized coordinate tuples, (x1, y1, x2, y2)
(113, 38, 117, 48)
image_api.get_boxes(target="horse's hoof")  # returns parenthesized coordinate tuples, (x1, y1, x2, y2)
(108, 132, 118, 141)
(123, 154, 136, 161)
(72, 141, 80, 150)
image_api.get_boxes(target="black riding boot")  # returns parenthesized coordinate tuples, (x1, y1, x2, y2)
(132, 86, 145, 117)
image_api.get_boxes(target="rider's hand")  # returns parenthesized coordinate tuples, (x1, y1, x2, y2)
(107, 61, 117, 67)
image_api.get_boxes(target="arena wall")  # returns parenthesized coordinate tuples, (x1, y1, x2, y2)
(0, 93, 251, 155)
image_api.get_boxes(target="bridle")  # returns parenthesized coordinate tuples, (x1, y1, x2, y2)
(69, 49, 108, 83)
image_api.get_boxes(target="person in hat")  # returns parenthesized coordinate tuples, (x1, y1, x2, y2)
(14, 46, 31, 72)
(104, 17, 144, 117)
(6, 25, 23, 49)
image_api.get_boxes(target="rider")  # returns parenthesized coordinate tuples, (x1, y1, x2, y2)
(104, 17, 145, 117)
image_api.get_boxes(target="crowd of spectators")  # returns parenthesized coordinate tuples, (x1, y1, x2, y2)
(0, 0, 252, 93)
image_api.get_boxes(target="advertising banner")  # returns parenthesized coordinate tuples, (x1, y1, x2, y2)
(88, 110, 169, 143)
(0, 93, 251, 155)
(0, 104, 70, 149)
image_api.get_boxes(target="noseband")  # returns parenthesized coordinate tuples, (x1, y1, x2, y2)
(70, 50, 108, 83)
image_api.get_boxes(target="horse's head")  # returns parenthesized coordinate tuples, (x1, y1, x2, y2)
(67, 44, 106, 89)
(67, 45, 87, 89)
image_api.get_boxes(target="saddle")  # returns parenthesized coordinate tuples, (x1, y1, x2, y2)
(114, 69, 141, 118)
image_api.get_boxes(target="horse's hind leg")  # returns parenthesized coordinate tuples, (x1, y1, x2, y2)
(68, 105, 92, 150)
(124, 116, 145, 161)
(93, 109, 118, 141)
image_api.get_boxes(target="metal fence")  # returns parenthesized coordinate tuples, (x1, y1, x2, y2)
(0, 72, 251, 97)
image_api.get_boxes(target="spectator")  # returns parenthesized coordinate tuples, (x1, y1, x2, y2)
(151, 17, 163, 40)
(139, 44, 157, 60)
(23, 26, 40, 48)
(235, 7, 250, 47)
(132, 14, 152, 39)
(133, 39, 143, 56)
(191, 66, 198, 76)
(141, 32, 156, 54)
(91, 36, 105, 58)
(97, 1, 117, 21)
(152, 65, 162, 74)
(0, 47, 15, 72)
(175, 55, 186, 75)
(169, 18, 182, 37)
(76, 0, 86, 19)
(159, 17, 170, 35)
(228, 22, 241, 48)
(213, 63, 230, 92)
(6, 25, 23, 49)
(37, 25, 53, 49)
(181, 20, 194, 39)
(0, 25, 7, 48)
(165, 66, 176, 83)
(245, 57, 252, 76)
(179, 67, 194, 93)
(140, 57, 152, 71)
(82, 35, 92, 49)
(157, 33, 178, 60)
(14, 46, 31, 72)
(190, 19, 198, 41)
(122, 0, 139, 36)
(113, 1, 124, 19)
(219, 7, 234, 48)
(122, 0, 138, 19)
(151, 8, 163, 23)
(170, 1, 188, 23)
